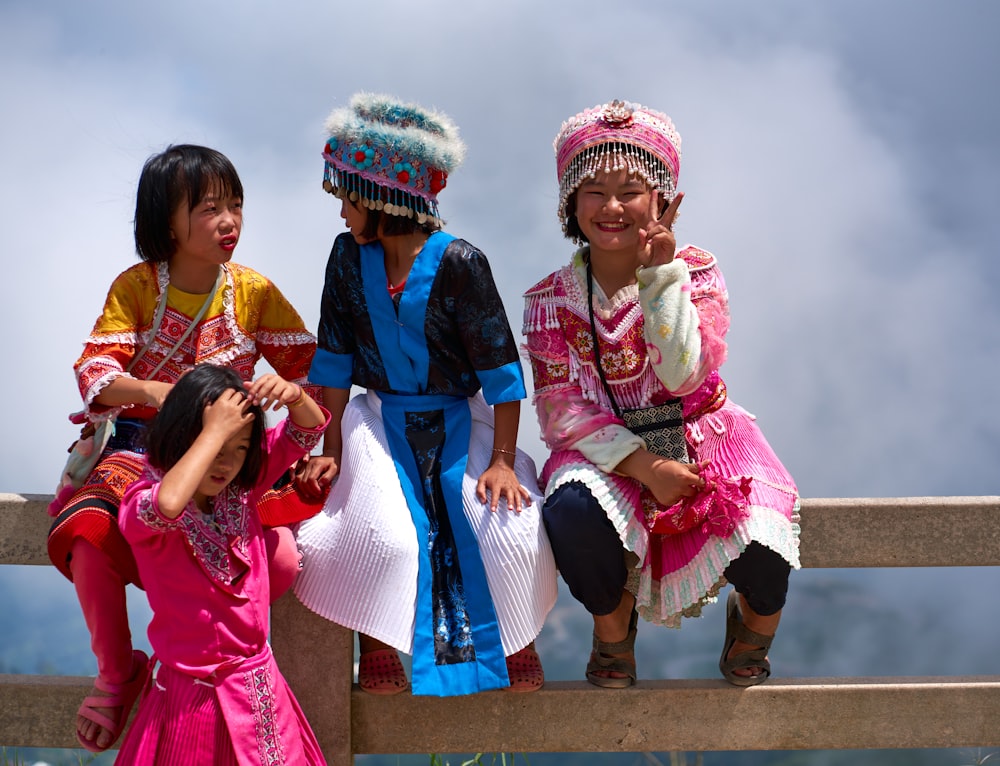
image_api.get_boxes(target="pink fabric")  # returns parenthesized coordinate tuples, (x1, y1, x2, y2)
(115, 648, 325, 766)
(524, 247, 799, 624)
(117, 417, 328, 763)
(645, 464, 751, 538)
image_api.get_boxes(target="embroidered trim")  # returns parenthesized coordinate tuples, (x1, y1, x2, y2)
(137, 465, 251, 585)
(245, 662, 285, 765)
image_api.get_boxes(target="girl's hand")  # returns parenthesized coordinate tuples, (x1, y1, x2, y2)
(201, 388, 254, 440)
(617, 448, 705, 507)
(643, 456, 705, 508)
(244, 373, 301, 411)
(295, 454, 340, 500)
(638, 190, 684, 268)
(476, 460, 532, 514)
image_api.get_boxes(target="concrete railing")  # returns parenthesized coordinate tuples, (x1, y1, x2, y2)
(2, 492, 999, 763)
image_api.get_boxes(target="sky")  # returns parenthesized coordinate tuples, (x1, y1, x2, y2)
(2, 0, 998, 501)
(1, 0, 999, 718)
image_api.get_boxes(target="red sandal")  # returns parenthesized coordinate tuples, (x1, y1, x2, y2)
(358, 648, 409, 695)
(76, 649, 151, 753)
(505, 644, 544, 693)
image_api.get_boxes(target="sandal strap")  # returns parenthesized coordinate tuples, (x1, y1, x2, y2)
(728, 620, 774, 650)
(587, 652, 636, 679)
(725, 591, 774, 650)
(720, 648, 771, 678)
(593, 606, 639, 655)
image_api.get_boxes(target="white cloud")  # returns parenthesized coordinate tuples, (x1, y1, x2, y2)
(2, 1, 997, 500)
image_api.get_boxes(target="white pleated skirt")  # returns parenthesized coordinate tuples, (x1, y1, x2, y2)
(293, 390, 558, 656)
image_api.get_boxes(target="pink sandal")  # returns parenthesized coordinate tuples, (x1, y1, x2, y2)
(76, 649, 151, 753)
(358, 648, 409, 695)
(505, 645, 544, 693)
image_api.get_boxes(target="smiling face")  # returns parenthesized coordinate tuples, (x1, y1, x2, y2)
(572, 167, 654, 255)
(169, 183, 243, 270)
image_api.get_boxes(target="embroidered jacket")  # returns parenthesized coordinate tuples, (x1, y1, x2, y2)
(523, 245, 728, 473)
(75, 261, 316, 420)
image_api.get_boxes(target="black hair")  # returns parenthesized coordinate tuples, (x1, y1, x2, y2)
(356, 200, 441, 240)
(133, 144, 244, 263)
(563, 191, 587, 244)
(358, 205, 440, 241)
(145, 364, 266, 490)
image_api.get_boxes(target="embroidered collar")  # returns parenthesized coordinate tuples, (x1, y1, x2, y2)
(142, 465, 252, 587)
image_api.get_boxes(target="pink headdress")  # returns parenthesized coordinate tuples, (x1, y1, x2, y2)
(554, 100, 682, 236)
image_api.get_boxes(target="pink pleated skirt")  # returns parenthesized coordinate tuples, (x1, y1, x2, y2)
(542, 398, 800, 628)
(115, 650, 326, 765)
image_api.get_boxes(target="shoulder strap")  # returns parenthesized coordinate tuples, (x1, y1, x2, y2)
(128, 267, 224, 379)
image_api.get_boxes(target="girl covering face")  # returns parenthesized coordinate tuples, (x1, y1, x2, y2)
(115, 364, 330, 765)
(49, 144, 320, 753)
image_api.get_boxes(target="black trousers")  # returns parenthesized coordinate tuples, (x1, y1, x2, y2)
(542, 481, 790, 617)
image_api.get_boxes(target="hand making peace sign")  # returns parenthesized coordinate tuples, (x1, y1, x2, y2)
(638, 190, 684, 268)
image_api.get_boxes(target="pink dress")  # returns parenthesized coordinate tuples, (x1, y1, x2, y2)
(116, 417, 328, 765)
(523, 246, 800, 627)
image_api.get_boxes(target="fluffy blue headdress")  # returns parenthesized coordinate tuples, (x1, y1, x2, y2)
(321, 93, 466, 226)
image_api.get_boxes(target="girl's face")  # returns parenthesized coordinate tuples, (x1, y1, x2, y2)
(573, 168, 653, 255)
(193, 421, 253, 511)
(340, 198, 373, 243)
(170, 184, 243, 269)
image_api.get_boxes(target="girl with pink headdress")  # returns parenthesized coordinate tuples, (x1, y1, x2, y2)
(523, 99, 800, 688)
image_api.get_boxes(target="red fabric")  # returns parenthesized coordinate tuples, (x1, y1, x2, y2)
(48, 450, 146, 584)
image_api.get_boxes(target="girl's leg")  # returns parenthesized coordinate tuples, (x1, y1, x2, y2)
(542, 481, 629, 614)
(70, 538, 137, 749)
(542, 482, 636, 682)
(722, 541, 791, 677)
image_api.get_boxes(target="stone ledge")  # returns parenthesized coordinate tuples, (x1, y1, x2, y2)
(4, 673, 999, 754)
(6, 493, 1000, 568)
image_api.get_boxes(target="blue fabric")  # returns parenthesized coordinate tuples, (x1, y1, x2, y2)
(308, 347, 353, 389)
(357, 231, 507, 696)
(477, 360, 527, 405)
(380, 392, 508, 696)
(360, 232, 456, 394)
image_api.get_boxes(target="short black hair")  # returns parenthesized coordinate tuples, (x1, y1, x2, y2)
(563, 191, 587, 244)
(134, 144, 244, 263)
(145, 364, 266, 490)
(357, 203, 440, 242)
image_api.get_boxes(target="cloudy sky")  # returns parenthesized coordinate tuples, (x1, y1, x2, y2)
(1, 0, 999, 698)
(2, 0, 998, 501)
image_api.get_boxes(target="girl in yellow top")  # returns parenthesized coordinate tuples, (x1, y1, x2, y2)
(48, 144, 317, 753)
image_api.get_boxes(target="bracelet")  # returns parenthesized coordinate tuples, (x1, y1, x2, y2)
(492, 447, 516, 456)
(288, 386, 307, 408)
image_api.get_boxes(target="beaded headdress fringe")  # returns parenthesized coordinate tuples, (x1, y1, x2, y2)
(321, 93, 465, 226)
(554, 100, 682, 241)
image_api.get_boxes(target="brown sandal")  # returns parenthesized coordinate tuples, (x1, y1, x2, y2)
(585, 608, 638, 689)
(505, 644, 544, 692)
(719, 590, 773, 687)
(358, 648, 409, 695)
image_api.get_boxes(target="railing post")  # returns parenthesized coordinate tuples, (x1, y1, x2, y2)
(271, 590, 354, 765)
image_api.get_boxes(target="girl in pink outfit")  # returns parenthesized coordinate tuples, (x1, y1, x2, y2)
(115, 364, 329, 765)
(53, 144, 320, 753)
(523, 100, 800, 689)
